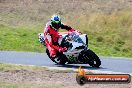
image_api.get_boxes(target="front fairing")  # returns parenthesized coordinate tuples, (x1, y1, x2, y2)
(62, 34, 86, 56)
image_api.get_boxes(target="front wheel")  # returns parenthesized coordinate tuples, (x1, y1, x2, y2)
(79, 49, 101, 67)
(86, 49, 101, 67)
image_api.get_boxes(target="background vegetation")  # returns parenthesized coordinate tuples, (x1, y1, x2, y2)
(0, 0, 132, 57)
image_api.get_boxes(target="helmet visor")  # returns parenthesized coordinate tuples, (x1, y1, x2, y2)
(51, 20, 61, 29)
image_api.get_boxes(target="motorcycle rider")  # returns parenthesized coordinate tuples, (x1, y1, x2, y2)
(44, 15, 81, 59)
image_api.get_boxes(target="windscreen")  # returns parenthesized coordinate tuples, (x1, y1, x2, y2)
(68, 32, 84, 43)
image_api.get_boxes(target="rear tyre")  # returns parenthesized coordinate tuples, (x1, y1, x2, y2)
(46, 49, 67, 65)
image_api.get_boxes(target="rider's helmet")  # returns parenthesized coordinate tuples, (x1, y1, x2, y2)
(51, 15, 62, 30)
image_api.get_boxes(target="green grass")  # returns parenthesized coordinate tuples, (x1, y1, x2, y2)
(0, 83, 32, 88)
(0, 82, 61, 88)
(0, 63, 75, 73)
(0, 63, 47, 71)
(64, 11, 132, 57)
(0, 11, 132, 57)
(0, 24, 45, 52)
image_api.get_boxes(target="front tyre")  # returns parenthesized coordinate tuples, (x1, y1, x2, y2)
(86, 49, 101, 67)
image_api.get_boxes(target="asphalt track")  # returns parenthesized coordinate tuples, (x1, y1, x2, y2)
(0, 51, 132, 74)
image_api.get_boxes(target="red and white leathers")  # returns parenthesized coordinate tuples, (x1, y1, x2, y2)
(44, 21, 78, 58)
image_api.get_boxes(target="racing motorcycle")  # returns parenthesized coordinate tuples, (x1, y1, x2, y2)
(38, 31, 101, 67)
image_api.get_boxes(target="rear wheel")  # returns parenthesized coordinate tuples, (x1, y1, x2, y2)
(46, 49, 67, 65)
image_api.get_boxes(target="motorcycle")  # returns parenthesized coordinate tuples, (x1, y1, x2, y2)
(38, 31, 101, 67)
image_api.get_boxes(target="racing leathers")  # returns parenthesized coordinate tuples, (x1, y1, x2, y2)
(44, 22, 77, 58)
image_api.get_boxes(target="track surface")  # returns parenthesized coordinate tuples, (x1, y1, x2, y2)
(0, 51, 132, 74)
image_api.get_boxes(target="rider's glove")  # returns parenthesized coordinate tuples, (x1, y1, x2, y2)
(74, 30, 82, 34)
(59, 47, 67, 52)
(69, 30, 82, 35)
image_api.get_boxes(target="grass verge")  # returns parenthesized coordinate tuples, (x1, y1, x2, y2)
(0, 63, 47, 71)
(0, 82, 61, 88)
(0, 11, 132, 57)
